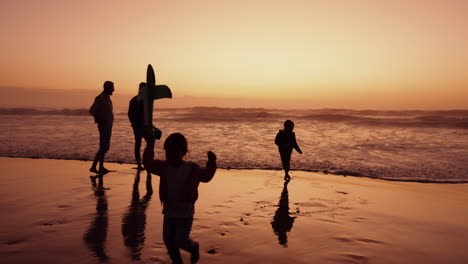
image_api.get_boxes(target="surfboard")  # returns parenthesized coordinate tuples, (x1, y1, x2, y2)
(137, 64, 172, 139)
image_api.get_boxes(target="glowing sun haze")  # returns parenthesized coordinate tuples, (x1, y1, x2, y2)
(1, 0, 467, 109)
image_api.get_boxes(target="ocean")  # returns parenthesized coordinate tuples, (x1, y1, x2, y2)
(1, 107, 467, 182)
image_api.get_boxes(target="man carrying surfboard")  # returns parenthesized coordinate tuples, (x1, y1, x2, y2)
(89, 81, 115, 174)
(128, 82, 147, 170)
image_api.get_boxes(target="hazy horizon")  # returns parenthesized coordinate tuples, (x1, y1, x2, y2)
(1, 86, 467, 111)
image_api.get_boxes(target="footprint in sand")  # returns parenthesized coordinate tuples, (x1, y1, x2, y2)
(57, 204, 72, 209)
(331, 212, 346, 217)
(296, 202, 328, 208)
(318, 218, 339, 224)
(326, 253, 370, 263)
(352, 217, 368, 223)
(219, 221, 239, 227)
(334, 237, 353, 243)
(204, 211, 222, 215)
(212, 204, 231, 208)
(5, 239, 26, 245)
(334, 237, 385, 245)
(355, 238, 385, 244)
(38, 218, 71, 226)
(207, 248, 220, 254)
(255, 200, 274, 206)
(340, 253, 370, 263)
(217, 230, 230, 236)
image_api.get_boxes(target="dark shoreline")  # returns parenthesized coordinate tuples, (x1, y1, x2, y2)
(2, 156, 467, 184)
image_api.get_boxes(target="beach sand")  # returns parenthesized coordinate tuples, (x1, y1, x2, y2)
(1, 157, 468, 264)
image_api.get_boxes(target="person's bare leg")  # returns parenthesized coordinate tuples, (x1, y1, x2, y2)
(284, 161, 291, 180)
(135, 135, 144, 169)
(280, 152, 291, 180)
(98, 153, 111, 174)
(90, 151, 102, 173)
(284, 165, 290, 180)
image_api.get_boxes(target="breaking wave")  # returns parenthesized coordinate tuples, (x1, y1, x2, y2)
(300, 113, 468, 129)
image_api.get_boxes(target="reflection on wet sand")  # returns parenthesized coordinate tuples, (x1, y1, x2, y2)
(83, 175, 109, 262)
(122, 170, 153, 260)
(271, 179, 296, 247)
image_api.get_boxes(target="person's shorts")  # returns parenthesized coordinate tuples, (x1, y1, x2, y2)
(98, 121, 113, 153)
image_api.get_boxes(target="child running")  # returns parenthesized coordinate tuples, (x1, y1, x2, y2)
(275, 120, 302, 180)
(143, 133, 217, 264)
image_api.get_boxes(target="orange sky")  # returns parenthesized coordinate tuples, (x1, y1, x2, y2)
(0, 0, 467, 109)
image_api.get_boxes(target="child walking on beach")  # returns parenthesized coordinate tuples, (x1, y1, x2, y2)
(143, 133, 217, 264)
(275, 120, 302, 180)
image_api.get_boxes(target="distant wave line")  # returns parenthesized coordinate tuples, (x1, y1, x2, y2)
(0, 107, 89, 116)
(1, 107, 467, 129)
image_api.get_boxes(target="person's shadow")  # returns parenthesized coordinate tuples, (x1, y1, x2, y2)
(271, 179, 296, 247)
(121, 169, 153, 260)
(83, 179, 109, 262)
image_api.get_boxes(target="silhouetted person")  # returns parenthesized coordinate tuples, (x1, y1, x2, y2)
(84, 186, 109, 261)
(143, 133, 217, 264)
(128, 82, 146, 170)
(90, 81, 115, 174)
(275, 120, 302, 180)
(271, 179, 296, 247)
(122, 169, 153, 260)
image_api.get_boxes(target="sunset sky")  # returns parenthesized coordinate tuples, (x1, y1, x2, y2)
(1, 0, 467, 109)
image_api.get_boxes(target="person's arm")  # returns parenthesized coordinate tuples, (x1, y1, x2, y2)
(292, 133, 303, 154)
(128, 99, 134, 125)
(90, 96, 102, 122)
(274, 131, 281, 146)
(143, 137, 164, 176)
(193, 151, 217, 183)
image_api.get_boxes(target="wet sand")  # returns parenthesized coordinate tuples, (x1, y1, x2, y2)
(1, 157, 468, 264)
